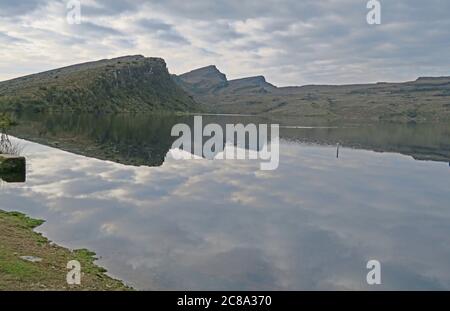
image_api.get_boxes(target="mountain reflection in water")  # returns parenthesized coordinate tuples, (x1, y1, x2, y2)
(1, 132, 450, 290)
(7, 113, 450, 167)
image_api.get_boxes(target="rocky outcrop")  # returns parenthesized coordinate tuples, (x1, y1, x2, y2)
(0, 56, 200, 113)
(175, 65, 229, 95)
(174, 66, 276, 96)
(0, 154, 26, 182)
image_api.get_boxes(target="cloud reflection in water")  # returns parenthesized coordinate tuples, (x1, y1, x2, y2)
(1, 137, 450, 290)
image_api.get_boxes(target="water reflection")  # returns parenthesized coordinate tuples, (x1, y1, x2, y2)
(0, 171, 26, 183)
(8, 113, 450, 166)
(1, 136, 450, 290)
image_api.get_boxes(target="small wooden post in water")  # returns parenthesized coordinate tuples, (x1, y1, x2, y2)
(336, 143, 340, 158)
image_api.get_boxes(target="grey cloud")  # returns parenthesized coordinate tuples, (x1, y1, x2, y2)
(76, 21, 124, 37)
(1, 0, 450, 85)
(196, 21, 244, 43)
(145, 0, 325, 21)
(137, 18, 174, 32)
(24, 27, 87, 46)
(82, 0, 142, 16)
(0, 0, 48, 16)
(217, 0, 450, 84)
(196, 47, 221, 57)
(137, 18, 190, 45)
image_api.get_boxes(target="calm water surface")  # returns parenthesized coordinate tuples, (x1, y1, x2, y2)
(1, 114, 450, 290)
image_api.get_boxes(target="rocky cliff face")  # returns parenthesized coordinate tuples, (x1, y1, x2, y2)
(0, 55, 199, 113)
(174, 65, 276, 96)
(224, 76, 277, 94)
(175, 65, 229, 95)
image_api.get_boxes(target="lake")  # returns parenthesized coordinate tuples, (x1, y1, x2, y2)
(1, 113, 450, 290)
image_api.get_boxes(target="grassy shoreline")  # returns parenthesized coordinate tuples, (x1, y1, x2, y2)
(0, 210, 131, 291)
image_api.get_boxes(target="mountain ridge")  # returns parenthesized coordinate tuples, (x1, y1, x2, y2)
(174, 65, 450, 121)
(176, 64, 450, 92)
(1, 56, 449, 121)
(175, 65, 277, 95)
(0, 55, 199, 113)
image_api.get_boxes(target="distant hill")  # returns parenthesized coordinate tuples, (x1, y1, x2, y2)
(175, 66, 276, 95)
(174, 65, 228, 94)
(0, 55, 199, 113)
(222, 76, 277, 95)
(175, 66, 450, 121)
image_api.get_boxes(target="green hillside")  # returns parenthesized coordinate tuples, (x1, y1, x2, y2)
(0, 55, 199, 113)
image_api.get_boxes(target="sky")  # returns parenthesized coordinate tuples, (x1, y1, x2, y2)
(0, 0, 450, 86)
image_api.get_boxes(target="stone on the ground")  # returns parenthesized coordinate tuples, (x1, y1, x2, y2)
(20, 256, 43, 263)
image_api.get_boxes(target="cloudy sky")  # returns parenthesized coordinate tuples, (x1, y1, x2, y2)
(1, 0, 449, 86)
